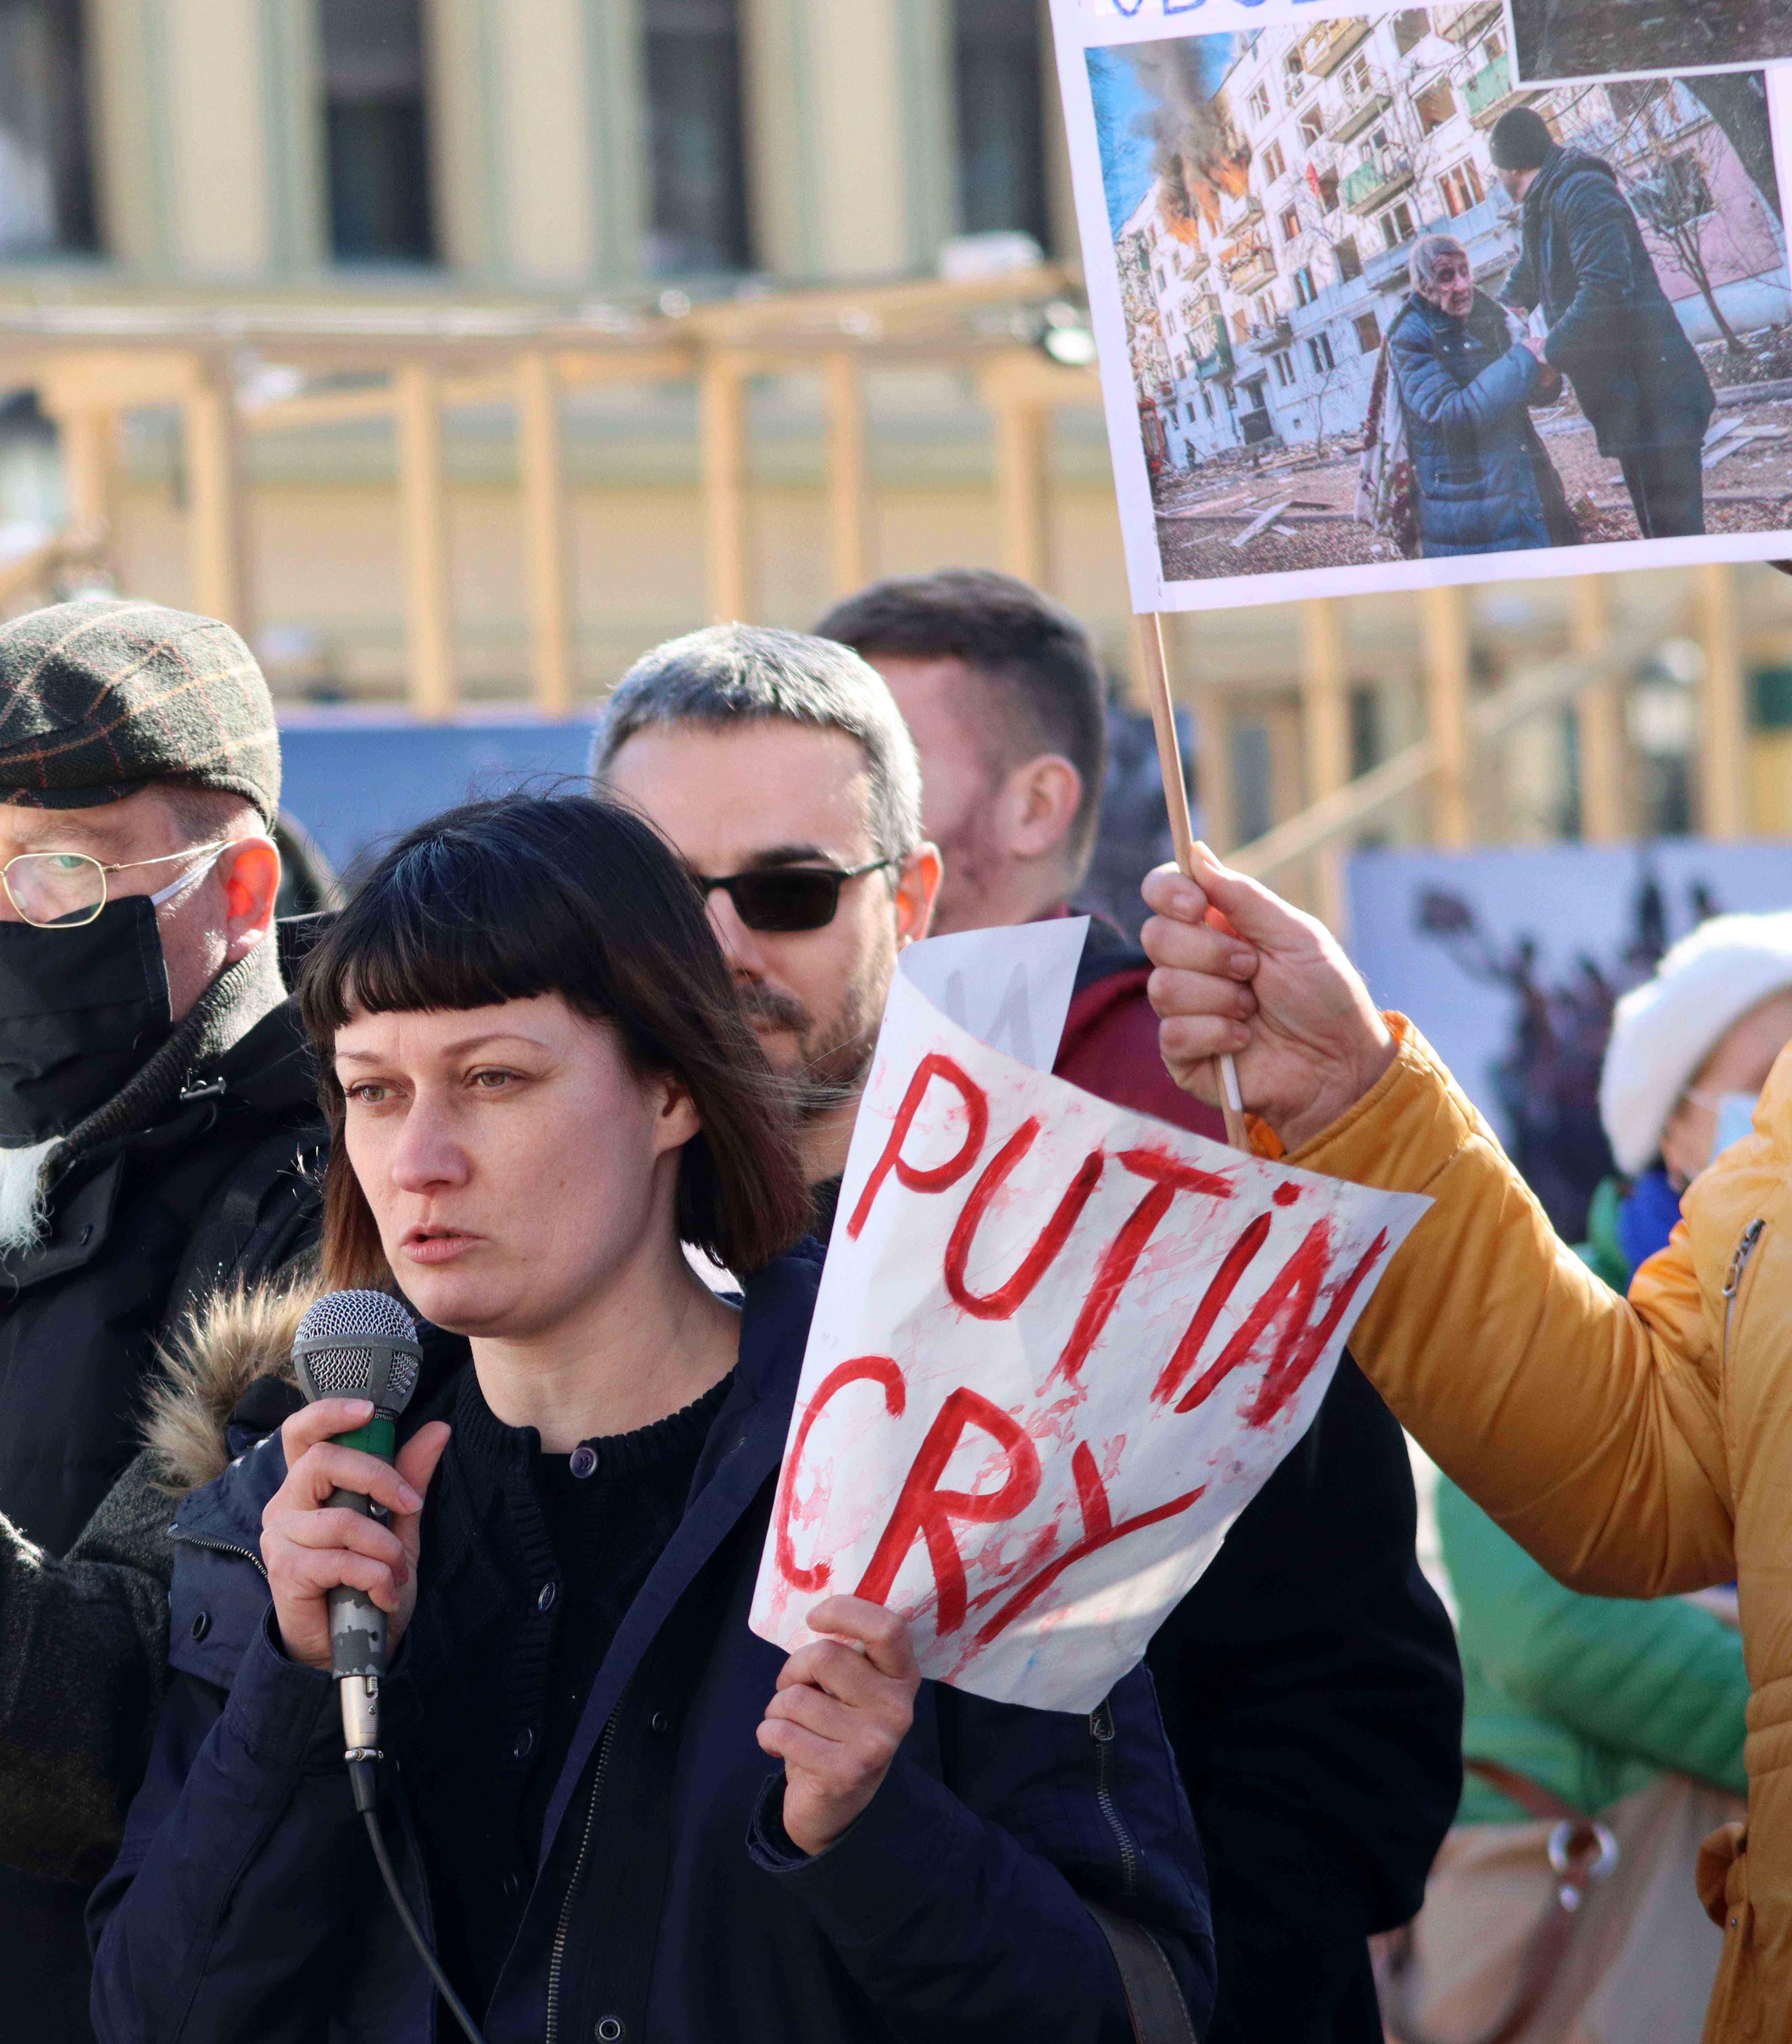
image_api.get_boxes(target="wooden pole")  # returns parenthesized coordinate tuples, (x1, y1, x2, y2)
(182, 360, 248, 629)
(517, 350, 575, 717)
(394, 362, 457, 720)
(1299, 597, 1351, 932)
(700, 352, 751, 623)
(823, 351, 869, 598)
(56, 406, 116, 538)
(1695, 562, 1749, 838)
(1137, 613, 1248, 1151)
(1420, 583, 1472, 846)
(991, 397, 1050, 587)
(1569, 576, 1626, 841)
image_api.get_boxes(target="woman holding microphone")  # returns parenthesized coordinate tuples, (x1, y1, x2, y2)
(88, 793, 1211, 2044)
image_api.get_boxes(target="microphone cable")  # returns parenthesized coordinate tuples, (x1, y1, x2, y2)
(349, 1757, 491, 2044)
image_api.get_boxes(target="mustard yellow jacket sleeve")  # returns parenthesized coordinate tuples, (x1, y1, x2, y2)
(1289, 1018, 1734, 1598)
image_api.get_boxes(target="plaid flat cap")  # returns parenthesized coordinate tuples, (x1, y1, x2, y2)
(0, 597, 280, 825)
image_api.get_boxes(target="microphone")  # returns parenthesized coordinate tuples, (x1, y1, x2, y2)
(290, 1293, 490, 2044)
(291, 1290, 423, 1767)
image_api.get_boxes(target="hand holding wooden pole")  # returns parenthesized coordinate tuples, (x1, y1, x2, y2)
(1137, 614, 1250, 1151)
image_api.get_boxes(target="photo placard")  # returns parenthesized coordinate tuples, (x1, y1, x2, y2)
(1049, 0, 1792, 612)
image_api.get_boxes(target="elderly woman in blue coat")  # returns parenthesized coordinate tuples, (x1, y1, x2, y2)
(1387, 233, 1579, 558)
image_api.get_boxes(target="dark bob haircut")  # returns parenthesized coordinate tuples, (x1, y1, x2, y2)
(299, 793, 812, 1290)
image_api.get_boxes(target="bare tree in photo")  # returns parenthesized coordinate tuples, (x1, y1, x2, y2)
(1601, 79, 1754, 356)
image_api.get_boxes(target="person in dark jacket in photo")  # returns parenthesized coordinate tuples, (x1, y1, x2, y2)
(0, 598, 324, 2044)
(1388, 235, 1580, 558)
(89, 793, 1216, 2044)
(1491, 105, 1715, 539)
(599, 585, 1465, 2044)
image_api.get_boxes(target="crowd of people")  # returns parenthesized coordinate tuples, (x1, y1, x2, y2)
(0, 568, 1783, 2043)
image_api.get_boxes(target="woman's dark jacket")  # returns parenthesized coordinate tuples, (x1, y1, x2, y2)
(1387, 288, 1572, 558)
(88, 1245, 1216, 2044)
(1501, 144, 1715, 457)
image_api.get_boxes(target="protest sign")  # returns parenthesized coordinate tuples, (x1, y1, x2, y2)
(1048, 0, 1792, 615)
(749, 928, 1429, 1713)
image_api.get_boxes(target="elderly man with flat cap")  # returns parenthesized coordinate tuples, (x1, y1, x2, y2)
(0, 598, 326, 2042)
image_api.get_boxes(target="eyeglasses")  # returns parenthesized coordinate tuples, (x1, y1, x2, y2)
(0, 840, 229, 929)
(691, 858, 896, 934)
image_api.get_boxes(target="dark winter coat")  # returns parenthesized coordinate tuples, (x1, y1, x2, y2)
(1502, 145, 1715, 457)
(0, 941, 324, 2044)
(1059, 921, 1465, 2044)
(89, 1248, 1217, 2044)
(1387, 289, 1571, 559)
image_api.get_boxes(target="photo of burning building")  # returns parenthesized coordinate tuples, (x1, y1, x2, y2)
(1087, 6, 1792, 583)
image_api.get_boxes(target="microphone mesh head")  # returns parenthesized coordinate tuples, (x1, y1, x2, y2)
(294, 1290, 420, 1412)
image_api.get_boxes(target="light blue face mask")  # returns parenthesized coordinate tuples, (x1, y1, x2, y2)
(1708, 1092, 1760, 1166)
(1692, 1087, 1765, 1169)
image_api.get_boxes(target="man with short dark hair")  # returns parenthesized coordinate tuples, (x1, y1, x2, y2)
(1489, 103, 1715, 539)
(821, 568, 1464, 2044)
(0, 598, 325, 2042)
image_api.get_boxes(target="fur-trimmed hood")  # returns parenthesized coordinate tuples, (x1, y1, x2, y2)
(145, 1281, 319, 1497)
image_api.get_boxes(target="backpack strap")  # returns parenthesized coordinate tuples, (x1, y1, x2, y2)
(161, 1123, 325, 1342)
(1086, 1901, 1200, 2044)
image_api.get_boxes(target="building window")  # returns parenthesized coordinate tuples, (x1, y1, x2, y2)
(1202, 389, 1214, 419)
(320, 0, 434, 262)
(1271, 350, 1295, 387)
(1292, 265, 1317, 305)
(1299, 106, 1325, 147)
(1334, 235, 1363, 281)
(1248, 83, 1272, 123)
(0, 0, 95, 257)
(1415, 81, 1456, 132)
(1354, 308, 1381, 353)
(1393, 9, 1430, 55)
(1379, 198, 1416, 249)
(1340, 55, 1372, 99)
(1316, 167, 1340, 211)
(1233, 309, 1250, 343)
(1439, 158, 1485, 217)
(1261, 140, 1287, 184)
(644, 0, 753, 272)
(953, 0, 1049, 245)
(1308, 330, 1336, 372)
(1279, 204, 1301, 243)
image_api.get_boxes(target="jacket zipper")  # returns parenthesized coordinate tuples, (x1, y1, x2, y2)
(1722, 1218, 1766, 1368)
(170, 1529, 269, 1580)
(1089, 1701, 1138, 1899)
(544, 1705, 621, 2044)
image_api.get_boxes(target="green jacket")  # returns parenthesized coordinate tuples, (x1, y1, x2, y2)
(1438, 1475, 1748, 1825)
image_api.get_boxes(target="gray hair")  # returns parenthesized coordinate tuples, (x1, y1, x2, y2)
(1409, 233, 1470, 300)
(592, 623, 924, 864)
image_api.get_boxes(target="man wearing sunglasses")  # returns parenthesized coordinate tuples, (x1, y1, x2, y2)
(818, 569, 1463, 2044)
(597, 623, 941, 1190)
(0, 598, 326, 2043)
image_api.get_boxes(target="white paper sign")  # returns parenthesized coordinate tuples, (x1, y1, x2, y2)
(897, 917, 1088, 1073)
(750, 944, 1429, 1714)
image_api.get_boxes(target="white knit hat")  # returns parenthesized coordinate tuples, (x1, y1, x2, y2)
(1600, 910, 1792, 1175)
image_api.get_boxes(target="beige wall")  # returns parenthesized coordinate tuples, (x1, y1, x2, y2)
(163, 0, 273, 276)
(496, 0, 598, 281)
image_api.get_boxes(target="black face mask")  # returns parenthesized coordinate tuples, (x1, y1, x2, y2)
(0, 893, 174, 1145)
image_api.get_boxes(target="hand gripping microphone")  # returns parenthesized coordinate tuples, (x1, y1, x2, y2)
(291, 1292, 490, 2044)
(291, 1290, 423, 1765)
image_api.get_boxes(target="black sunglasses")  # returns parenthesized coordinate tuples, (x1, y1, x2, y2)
(691, 858, 896, 933)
